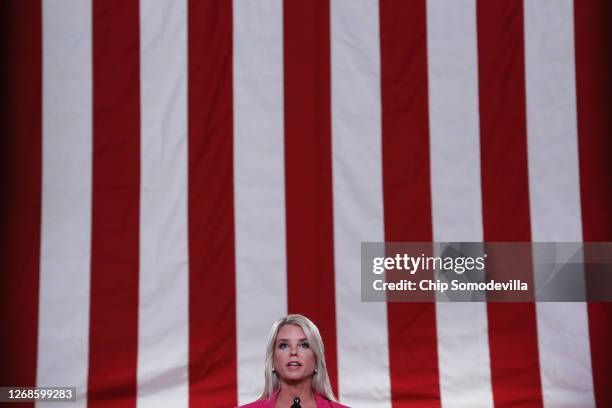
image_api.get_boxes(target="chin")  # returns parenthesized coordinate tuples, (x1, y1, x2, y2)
(282, 373, 309, 383)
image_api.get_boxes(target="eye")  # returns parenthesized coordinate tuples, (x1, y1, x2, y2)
(278, 342, 288, 349)
(300, 342, 310, 349)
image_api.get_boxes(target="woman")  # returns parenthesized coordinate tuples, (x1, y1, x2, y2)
(238, 314, 349, 408)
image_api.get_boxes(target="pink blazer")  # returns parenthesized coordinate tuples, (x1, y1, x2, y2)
(237, 393, 349, 408)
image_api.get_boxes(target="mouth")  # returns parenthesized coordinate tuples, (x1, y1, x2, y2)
(286, 362, 302, 367)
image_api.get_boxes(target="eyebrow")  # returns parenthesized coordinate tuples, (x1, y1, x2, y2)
(277, 338, 308, 342)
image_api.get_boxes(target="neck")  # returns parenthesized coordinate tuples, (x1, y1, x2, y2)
(278, 381, 315, 404)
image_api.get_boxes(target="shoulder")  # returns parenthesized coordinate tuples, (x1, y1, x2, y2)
(316, 395, 350, 408)
(236, 398, 274, 408)
(235, 401, 263, 408)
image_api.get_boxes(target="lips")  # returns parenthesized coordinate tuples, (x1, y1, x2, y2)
(287, 361, 302, 367)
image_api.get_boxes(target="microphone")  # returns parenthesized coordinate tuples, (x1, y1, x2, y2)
(291, 396, 301, 408)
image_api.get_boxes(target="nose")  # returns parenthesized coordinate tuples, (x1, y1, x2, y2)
(290, 345, 297, 355)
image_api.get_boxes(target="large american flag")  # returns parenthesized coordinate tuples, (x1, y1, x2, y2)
(1, 0, 611, 407)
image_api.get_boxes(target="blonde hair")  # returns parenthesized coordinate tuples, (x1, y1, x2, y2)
(259, 314, 337, 402)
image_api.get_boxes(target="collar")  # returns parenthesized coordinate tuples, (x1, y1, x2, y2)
(263, 391, 331, 407)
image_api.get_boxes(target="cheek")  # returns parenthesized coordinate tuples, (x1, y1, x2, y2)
(303, 350, 316, 369)
(273, 349, 283, 367)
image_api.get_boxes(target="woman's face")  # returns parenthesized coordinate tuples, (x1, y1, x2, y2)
(273, 324, 316, 384)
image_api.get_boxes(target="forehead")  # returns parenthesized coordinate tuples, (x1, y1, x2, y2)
(276, 324, 306, 340)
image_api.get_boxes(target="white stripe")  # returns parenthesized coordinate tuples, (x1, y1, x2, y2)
(427, 1, 494, 406)
(523, 1, 596, 406)
(137, 1, 189, 407)
(38, 1, 92, 407)
(331, 1, 391, 406)
(233, 0, 287, 404)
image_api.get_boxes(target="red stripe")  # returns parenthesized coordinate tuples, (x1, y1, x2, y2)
(0, 1, 41, 404)
(379, 1, 440, 406)
(574, 1, 612, 406)
(283, 0, 338, 394)
(187, 1, 237, 406)
(88, 1, 140, 407)
(476, 1, 543, 405)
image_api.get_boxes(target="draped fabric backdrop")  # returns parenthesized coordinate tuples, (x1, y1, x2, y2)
(1, 1, 611, 407)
